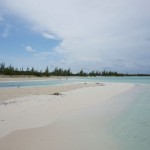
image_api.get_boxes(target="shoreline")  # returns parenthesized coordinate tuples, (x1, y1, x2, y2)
(0, 76, 71, 82)
(0, 83, 134, 146)
(0, 83, 99, 101)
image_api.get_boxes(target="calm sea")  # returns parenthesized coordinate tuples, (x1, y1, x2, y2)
(103, 80, 150, 150)
(0, 76, 150, 88)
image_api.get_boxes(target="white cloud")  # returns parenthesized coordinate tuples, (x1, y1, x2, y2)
(42, 32, 57, 40)
(1, 0, 150, 73)
(25, 46, 36, 53)
(25, 45, 52, 60)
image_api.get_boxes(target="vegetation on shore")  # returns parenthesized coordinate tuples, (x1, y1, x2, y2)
(0, 63, 149, 77)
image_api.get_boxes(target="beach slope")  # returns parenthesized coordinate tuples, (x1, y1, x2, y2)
(0, 83, 134, 150)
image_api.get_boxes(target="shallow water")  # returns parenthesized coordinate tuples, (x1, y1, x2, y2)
(0, 76, 150, 88)
(81, 76, 150, 84)
(107, 84, 150, 150)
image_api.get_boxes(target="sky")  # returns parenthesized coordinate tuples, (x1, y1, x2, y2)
(0, 0, 150, 73)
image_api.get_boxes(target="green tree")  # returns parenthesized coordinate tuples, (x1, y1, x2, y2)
(44, 66, 50, 76)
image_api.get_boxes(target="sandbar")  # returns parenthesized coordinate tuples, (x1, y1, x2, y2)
(0, 81, 134, 150)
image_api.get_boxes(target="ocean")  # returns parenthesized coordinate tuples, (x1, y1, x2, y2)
(0, 76, 150, 88)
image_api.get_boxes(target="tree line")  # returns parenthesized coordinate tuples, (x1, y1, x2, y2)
(0, 63, 149, 77)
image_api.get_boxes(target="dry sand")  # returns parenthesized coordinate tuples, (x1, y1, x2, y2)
(0, 76, 64, 82)
(0, 82, 134, 150)
(0, 83, 98, 101)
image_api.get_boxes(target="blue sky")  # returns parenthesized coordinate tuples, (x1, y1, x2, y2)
(0, 13, 61, 71)
(0, 0, 150, 73)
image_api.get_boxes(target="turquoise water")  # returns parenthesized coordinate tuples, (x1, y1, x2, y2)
(107, 84, 150, 150)
(80, 76, 150, 84)
(0, 76, 150, 88)
(0, 78, 80, 88)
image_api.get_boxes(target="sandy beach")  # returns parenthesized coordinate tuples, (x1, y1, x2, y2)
(0, 80, 135, 150)
(0, 76, 69, 82)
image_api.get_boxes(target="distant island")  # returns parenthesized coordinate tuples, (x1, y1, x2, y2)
(0, 62, 150, 77)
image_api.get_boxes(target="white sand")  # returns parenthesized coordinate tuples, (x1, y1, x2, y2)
(0, 82, 134, 150)
(0, 76, 64, 82)
(0, 83, 98, 101)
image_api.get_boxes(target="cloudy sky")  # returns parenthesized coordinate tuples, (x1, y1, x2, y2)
(0, 0, 150, 73)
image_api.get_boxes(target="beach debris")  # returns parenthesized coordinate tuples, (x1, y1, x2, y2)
(96, 83, 105, 86)
(17, 83, 22, 88)
(50, 92, 63, 96)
